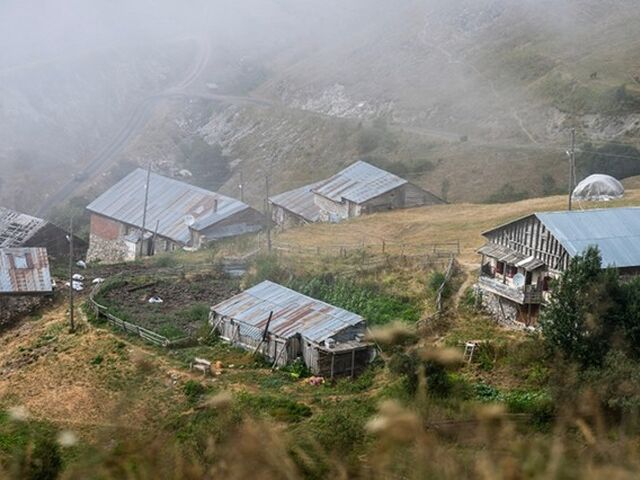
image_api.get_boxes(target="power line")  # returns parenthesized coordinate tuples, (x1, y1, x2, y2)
(577, 149, 640, 161)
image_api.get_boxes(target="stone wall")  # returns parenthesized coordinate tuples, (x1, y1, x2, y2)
(477, 287, 523, 328)
(86, 233, 130, 264)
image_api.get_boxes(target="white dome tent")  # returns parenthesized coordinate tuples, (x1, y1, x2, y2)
(571, 174, 624, 202)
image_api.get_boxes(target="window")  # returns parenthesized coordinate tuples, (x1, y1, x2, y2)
(506, 265, 518, 278)
(496, 261, 505, 274)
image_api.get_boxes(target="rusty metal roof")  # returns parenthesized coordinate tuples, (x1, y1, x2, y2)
(0, 248, 52, 295)
(211, 280, 365, 343)
(312, 161, 407, 204)
(87, 169, 254, 244)
(269, 181, 324, 223)
(0, 207, 48, 248)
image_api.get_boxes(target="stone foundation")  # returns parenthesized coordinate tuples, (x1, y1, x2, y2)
(476, 286, 524, 329)
(86, 234, 130, 264)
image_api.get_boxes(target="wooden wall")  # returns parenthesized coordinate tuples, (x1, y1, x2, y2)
(485, 216, 571, 272)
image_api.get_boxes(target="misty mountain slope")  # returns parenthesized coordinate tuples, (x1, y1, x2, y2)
(255, 0, 640, 143)
(0, 41, 196, 211)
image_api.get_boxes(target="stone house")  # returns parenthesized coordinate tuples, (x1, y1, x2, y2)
(269, 161, 444, 228)
(86, 169, 265, 263)
(210, 280, 376, 377)
(477, 207, 640, 327)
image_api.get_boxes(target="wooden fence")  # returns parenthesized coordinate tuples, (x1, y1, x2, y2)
(272, 240, 460, 258)
(89, 285, 191, 348)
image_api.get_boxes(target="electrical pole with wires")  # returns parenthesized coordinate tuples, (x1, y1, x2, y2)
(265, 169, 272, 253)
(239, 166, 245, 203)
(568, 128, 576, 211)
(68, 217, 75, 333)
(140, 162, 152, 257)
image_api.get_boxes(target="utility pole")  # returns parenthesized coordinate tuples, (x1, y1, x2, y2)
(239, 167, 245, 203)
(140, 162, 152, 257)
(68, 217, 75, 333)
(568, 128, 576, 211)
(265, 170, 272, 253)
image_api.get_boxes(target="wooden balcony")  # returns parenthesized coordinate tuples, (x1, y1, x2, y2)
(478, 275, 543, 305)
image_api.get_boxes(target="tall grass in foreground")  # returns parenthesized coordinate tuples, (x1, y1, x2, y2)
(3, 350, 640, 479)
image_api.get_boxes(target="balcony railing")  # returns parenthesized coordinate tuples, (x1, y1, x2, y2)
(478, 275, 543, 305)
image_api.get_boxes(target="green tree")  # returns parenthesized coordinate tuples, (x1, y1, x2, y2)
(540, 247, 619, 367)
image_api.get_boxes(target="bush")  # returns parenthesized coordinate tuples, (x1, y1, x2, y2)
(540, 247, 619, 367)
(428, 271, 452, 300)
(577, 142, 640, 181)
(13, 435, 62, 480)
(183, 380, 207, 404)
(484, 183, 529, 204)
(584, 350, 640, 413)
(280, 358, 310, 379)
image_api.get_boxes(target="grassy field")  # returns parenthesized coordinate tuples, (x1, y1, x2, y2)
(276, 189, 640, 265)
(2, 190, 640, 476)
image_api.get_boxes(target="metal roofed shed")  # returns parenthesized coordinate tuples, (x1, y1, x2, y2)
(86, 169, 265, 263)
(270, 160, 444, 228)
(572, 174, 624, 202)
(269, 181, 324, 227)
(0, 207, 76, 259)
(0, 248, 53, 296)
(312, 160, 408, 204)
(210, 281, 376, 377)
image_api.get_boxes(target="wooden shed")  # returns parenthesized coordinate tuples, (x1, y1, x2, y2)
(209, 281, 376, 377)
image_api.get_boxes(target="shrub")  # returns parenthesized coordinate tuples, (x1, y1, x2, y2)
(484, 183, 529, 204)
(153, 254, 178, 268)
(281, 358, 310, 379)
(540, 247, 620, 367)
(183, 380, 207, 404)
(428, 271, 452, 300)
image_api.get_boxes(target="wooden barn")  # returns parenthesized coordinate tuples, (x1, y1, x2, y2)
(478, 207, 640, 326)
(269, 161, 444, 228)
(209, 281, 375, 377)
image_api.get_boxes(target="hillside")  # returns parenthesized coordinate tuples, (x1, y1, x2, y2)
(4, 1, 640, 216)
(3, 191, 640, 476)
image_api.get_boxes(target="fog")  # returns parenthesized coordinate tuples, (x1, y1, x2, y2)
(1, 0, 639, 213)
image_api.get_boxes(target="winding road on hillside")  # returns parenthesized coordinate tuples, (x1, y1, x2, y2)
(36, 33, 564, 218)
(35, 37, 212, 218)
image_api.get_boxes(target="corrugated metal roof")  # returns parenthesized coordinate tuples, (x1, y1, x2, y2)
(211, 280, 364, 343)
(0, 248, 52, 295)
(0, 207, 47, 248)
(87, 169, 253, 244)
(478, 243, 545, 270)
(536, 208, 640, 268)
(312, 161, 407, 204)
(269, 181, 324, 222)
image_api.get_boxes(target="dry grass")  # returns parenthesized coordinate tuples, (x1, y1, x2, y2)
(0, 304, 185, 437)
(276, 189, 640, 264)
